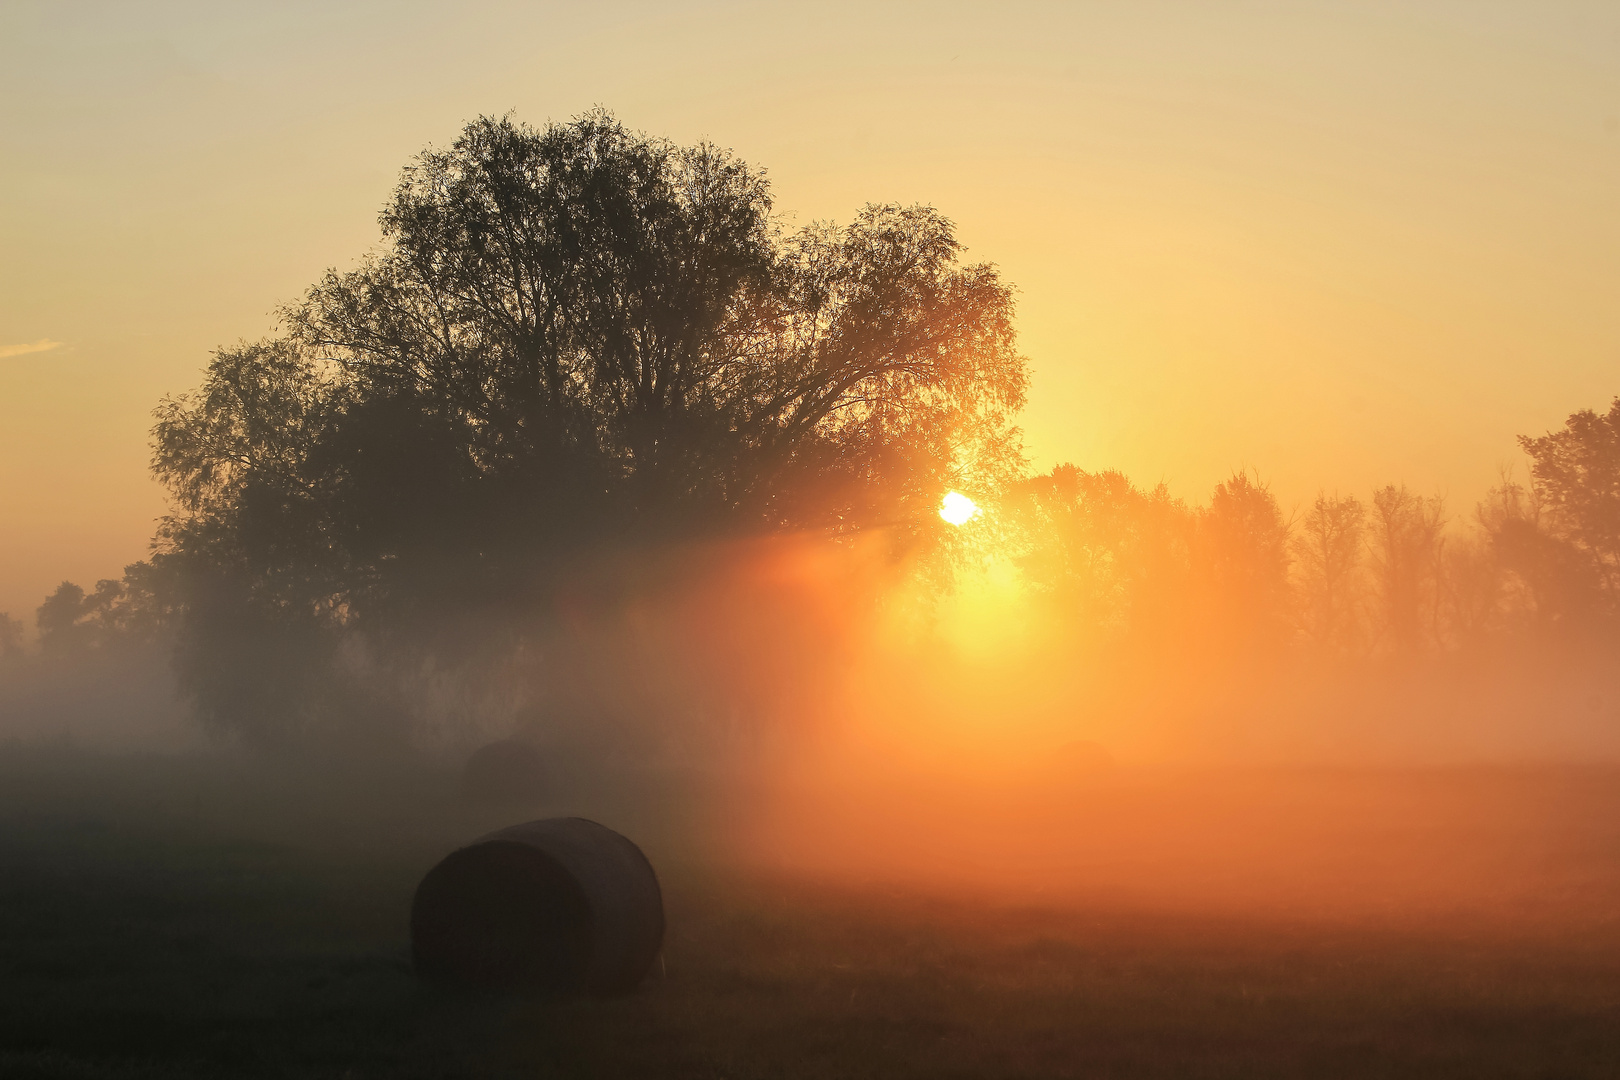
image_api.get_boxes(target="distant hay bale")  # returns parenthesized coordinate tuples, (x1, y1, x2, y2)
(459, 738, 551, 804)
(410, 817, 664, 994)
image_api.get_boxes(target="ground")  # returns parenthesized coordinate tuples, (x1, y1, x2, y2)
(1, 747, 1619, 1079)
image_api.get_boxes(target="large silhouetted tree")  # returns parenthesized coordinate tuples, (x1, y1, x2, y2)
(150, 111, 1028, 742)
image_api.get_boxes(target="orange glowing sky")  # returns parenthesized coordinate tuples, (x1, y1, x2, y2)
(2, 2, 1618, 622)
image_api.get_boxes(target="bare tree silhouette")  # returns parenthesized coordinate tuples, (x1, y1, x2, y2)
(1368, 485, 1446, 653)
(1291, 493, 1365, 654)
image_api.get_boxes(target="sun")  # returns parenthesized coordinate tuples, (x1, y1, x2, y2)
(939, 491, 980, 526)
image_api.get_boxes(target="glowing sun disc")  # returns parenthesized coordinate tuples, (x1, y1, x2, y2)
(939, 491, 979, 526)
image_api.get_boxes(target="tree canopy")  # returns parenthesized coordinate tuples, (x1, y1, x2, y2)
(147, 111, 1028, 739)
(154, 112, 1026, 610)
(1518, 397, 1620, 602)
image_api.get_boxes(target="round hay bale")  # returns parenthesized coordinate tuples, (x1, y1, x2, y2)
(459, 738, 551, 804)
(410, 817, 664, 994)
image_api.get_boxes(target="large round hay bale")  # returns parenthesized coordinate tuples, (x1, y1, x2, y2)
(410, 817, 664, 994)
(459, 738, 551, 804)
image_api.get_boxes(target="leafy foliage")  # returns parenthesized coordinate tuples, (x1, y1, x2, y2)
(1518, 398, 1620, 604)
(145, 111, 1028, 742)
(1011, 466, 1194, 639)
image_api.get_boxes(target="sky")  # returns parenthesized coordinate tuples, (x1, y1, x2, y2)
(2, 0, 1618, 623)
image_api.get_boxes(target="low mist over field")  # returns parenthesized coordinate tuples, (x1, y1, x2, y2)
(5, 111, 1620, 885)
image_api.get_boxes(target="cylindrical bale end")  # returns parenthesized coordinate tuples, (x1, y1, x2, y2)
(410, 817, 663, 995)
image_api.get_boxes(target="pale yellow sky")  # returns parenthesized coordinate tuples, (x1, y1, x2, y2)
(2, 1, 1618, 622)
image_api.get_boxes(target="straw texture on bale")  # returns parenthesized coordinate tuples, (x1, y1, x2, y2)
(410, 817, 663, 994)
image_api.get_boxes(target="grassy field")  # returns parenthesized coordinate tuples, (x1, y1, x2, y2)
(2, 748, 1619, 1078)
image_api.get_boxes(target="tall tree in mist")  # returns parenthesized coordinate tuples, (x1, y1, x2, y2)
(1197, 472, 1290, 647)
(1518, 398, 1620, 608)
(1014, 468, 1293, 656)
(35, 573, 172, 658)
(148, 111, 1028, 743)
(1013, 465, 1194, 638)
(0, 613, 22, 661)
(1291, 493, 1365, 653)
(1369, 485, 1445, 653)
(1476, 477, 1593, 631)
(35, 583, 92, 656)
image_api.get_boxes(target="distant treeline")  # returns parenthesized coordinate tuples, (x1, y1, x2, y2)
(1008, 396, 1618, 661)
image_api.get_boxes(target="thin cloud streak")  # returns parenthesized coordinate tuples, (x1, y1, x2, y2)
(0, 339, 63, 360)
